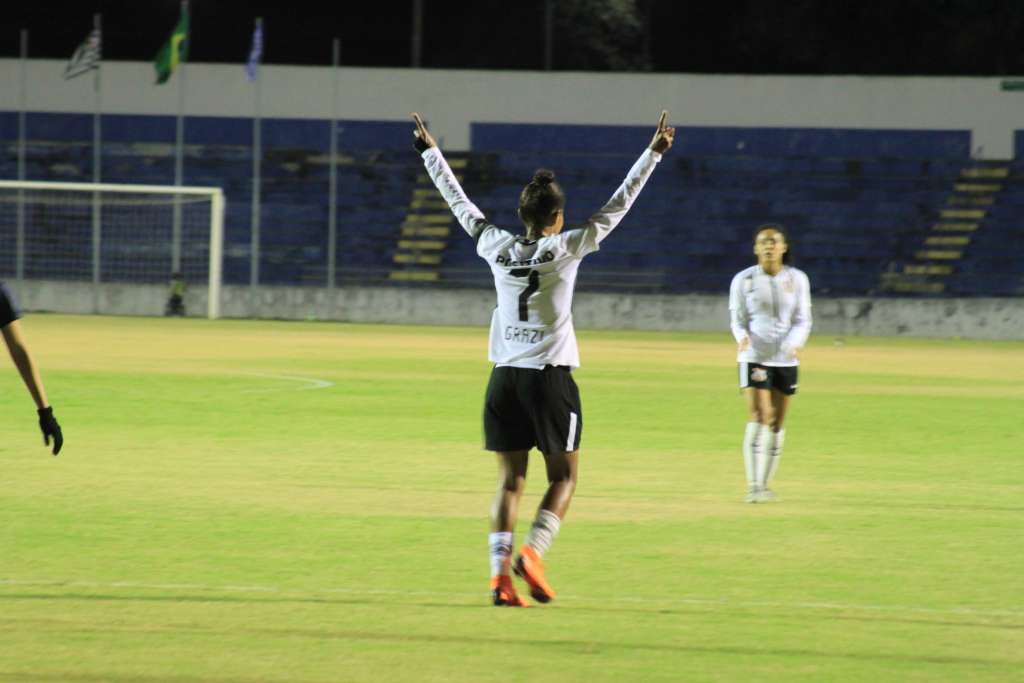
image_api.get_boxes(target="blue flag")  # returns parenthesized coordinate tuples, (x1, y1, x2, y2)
(245, 19, 263, 82)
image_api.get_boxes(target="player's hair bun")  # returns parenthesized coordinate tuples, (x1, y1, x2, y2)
(531, 170, 556, 186)
(519, 168, 565, 238)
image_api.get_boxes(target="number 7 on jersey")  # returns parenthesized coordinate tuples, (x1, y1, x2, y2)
(509, 268, 540, 322)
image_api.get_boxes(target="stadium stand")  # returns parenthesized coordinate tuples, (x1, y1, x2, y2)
(1, 111, 1020, 296)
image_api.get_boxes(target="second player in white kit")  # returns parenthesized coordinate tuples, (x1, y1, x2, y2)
(413, 111, 674, 606)
(729, 225, 812, 503)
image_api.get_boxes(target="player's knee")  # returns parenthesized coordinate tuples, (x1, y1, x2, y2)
(751, 406, 772, 424)
(549, 472, 576, 500)
(544, 458, 576, 487)
(498, 473, 526, 495)
(556, 466, 576, 486)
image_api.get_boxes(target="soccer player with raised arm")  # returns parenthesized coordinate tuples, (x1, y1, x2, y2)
(1, 281, 63, 455)
(413, 111, 674, 606)
(729, 225, 811, 503)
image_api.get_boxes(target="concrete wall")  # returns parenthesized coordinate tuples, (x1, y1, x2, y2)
(2, 59, 1023, 157)
(12, 280, 1024, 340)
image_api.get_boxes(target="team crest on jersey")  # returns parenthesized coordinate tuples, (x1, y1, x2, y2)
(751, 367, 768, 383)
(784, 277, 795, 293)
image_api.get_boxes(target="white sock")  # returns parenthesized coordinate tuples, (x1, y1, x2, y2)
(489, 531, 513, 577)
(524, 509, 561, 558)
(754, 424, 772, 489)
(767, 429, 785, 485)
(742, 422, 759, 487)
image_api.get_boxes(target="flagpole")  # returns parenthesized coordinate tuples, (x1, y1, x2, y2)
(92, 13, 103, 307)
(250, 17, 263, 292)
(172, 0, 188, 275)
(92, 14, 102, 185)
(16, 28, 28, 283)
(411, 0, 423, 68)
(327, 38, 340, 289)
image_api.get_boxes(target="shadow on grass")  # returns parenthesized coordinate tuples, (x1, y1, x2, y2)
(1, 592, 1021, 669)
(4, 591, 1022, 631)
(852, 501, 1024, 513)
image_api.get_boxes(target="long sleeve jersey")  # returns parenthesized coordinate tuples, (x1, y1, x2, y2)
(421, 146, 661, 369)
(729, 264, 812, 366)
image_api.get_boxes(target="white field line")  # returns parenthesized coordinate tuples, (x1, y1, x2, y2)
(239, 373, 334, 393)
(0, 579, 1021, 619)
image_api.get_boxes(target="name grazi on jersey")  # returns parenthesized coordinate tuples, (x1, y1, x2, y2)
(494, 251, 555, 268)
(504, 326, 545, 343)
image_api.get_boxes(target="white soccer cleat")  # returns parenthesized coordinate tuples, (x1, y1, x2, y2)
(745, 486, 761, 503)
(757, 488, 778, 503)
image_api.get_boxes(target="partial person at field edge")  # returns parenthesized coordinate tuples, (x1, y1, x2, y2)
(165, 271, 186, 317)
(1, 281, 64, 455)
(728, 225, 811, 502)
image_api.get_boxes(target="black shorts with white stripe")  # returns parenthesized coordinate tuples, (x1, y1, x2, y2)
(483, 365, 582, 454)
(738, 362, 799, 395)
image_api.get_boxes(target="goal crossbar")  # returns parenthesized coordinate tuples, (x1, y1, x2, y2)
(0, 180, 225, 319)
(0, 180, 224, 197)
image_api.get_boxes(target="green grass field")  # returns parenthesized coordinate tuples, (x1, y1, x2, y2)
(1, 315, 1021, 682)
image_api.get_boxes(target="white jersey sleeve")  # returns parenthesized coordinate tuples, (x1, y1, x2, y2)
(780, 269, 812, 354)
(420, 147, 493, 241)
(728, 272, 750, 345)
(559, 149, 662, 258)
(420, 147, 517, 256)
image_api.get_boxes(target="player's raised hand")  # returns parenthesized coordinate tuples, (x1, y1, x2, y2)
(411, 112, 437, 153)
(649, 110, 675, 154)
(38, 406, 62, 456)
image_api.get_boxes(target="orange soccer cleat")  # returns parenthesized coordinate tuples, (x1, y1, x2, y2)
(513, 545, 555, 604)
(491, 575, 529, 607)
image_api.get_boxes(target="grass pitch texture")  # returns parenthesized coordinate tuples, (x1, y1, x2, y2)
(1, 316, 1021, 682)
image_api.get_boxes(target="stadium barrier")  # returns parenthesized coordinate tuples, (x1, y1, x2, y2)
(11, 279, 1024, 340)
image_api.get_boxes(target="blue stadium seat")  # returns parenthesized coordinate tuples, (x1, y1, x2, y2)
(3, 112, 1020, 295)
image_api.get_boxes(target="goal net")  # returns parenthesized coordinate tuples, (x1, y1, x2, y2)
(0, 180, 225, 318)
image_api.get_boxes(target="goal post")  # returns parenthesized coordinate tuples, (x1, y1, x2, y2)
(0, 180, 225, 319)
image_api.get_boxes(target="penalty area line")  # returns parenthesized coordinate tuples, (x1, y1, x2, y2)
(239, 373, 334, 393)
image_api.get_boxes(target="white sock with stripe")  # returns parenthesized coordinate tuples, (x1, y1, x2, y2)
(524, 510, 561, 558)
(767, 429, 785, 484)
(742, 421, 759, 488)
(754, 424, 772, 489)
(489, 531, 513, 577)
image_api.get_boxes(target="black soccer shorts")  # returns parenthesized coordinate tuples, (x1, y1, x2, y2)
(483, 365, 582, 454)
(738, 362, 799, 395)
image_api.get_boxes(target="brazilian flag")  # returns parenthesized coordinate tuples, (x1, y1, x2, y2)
(154, 3, 189, 84)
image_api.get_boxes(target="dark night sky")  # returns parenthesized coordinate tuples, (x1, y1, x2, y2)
(6, 0, 1024, 75)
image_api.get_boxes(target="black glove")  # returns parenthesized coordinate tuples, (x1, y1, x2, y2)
(38, 406, 63, 456)
(413, 135, 431, 154)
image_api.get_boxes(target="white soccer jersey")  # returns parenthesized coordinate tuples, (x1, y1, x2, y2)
(729, 264, 812, 366)
(421, 146, 662, 369)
